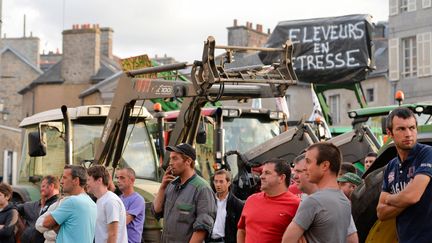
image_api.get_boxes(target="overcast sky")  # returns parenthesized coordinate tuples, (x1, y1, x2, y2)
(2, 0, 388, 62)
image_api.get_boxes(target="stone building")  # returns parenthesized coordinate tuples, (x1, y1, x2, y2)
(19, 24, 121, 116)
(388, 0, 432, 103)
(0, 36, 42, 183)
(227, 19, 270, 48)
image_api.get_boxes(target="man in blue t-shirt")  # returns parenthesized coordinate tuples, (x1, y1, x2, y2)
(377, 107, 432, 243)
(42, 165, 97, 243)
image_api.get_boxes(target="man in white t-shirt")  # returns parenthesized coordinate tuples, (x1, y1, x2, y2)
(87, 165, 127, 243)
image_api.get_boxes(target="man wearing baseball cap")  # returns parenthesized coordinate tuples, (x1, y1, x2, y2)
(337, 172, 362, 200)
(153, 143, 216, 243)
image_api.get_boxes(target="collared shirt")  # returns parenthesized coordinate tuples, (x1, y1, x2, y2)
(382, 143, 432, 243)
(211, 195, 228, 239)
(154, 174, 217, 243)
(40, 194, 59, 215)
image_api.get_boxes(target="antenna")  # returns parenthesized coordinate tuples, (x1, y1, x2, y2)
(23, 14, 26, 37)
(0, 0, 3, 38)
(62, 0, 65, 30)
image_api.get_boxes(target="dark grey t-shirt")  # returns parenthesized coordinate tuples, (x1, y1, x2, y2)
(294, 189, 351, 243)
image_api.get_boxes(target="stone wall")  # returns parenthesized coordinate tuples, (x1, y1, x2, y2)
(1, 37, 40, 67)
(61, 25, 101, 84)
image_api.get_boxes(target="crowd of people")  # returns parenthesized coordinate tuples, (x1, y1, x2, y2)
(0, 106, 429, 243)
(0, 165, 145, 243)
(153, 107, 431, 243)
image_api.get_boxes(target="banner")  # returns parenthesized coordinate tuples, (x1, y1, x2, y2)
(309, 84, 332, 139)
(260, 14, 374, 84)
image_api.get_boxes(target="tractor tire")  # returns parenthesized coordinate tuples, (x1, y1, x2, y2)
(351, 166, 387, 243)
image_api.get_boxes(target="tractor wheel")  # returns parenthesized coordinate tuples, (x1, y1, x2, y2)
(351, 166, 397, 242)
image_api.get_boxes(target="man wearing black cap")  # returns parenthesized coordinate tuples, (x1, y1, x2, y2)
(153, 143, 216, 243)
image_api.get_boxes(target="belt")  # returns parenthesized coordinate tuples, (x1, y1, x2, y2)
(210, 237, 224, 242)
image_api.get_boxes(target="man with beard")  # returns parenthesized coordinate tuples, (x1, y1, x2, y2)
(237, 159, 300, 243)
(153, 143, 216, 243)
(377, 107, 432, 242)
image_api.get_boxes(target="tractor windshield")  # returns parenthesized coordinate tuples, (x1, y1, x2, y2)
(19, 121, 158, 183)
(224, 116, 281, 153)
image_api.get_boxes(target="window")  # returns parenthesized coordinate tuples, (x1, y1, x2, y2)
(408, 0, 417, 10)
(417, 32, 432, 77)
(423, 0, 432, 8)
(402, 37, 417, 77)
(329, 95, 340, 124)
(366, 88, 375, 102)
(390, 0, 399, 15)
(3, 150, 14, 184)
(401, 0, 409, 12)
(401, 0, 417, 12)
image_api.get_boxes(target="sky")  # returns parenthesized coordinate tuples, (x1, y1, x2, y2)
(2, 0, 388, 62)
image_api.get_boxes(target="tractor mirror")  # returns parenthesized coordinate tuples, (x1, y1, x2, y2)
(28, 131, 47, 157)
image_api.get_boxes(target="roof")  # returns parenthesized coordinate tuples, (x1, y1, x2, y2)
(79, 71, 122, 98)
(90, 56, 121, 82)
(19, 55, 121, 95)
(18, 60, 64, 94)
(0, 46, 43, 74)
(19, 105, 152, 127)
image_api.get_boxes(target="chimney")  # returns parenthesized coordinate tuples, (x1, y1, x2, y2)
(233, 19, 238, 27)
(256, 24, 262, 32)
(61, 24, 101, 84)
(100, 27, 113, 59)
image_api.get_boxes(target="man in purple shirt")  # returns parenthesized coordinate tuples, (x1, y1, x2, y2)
(116, 168, 145, 243)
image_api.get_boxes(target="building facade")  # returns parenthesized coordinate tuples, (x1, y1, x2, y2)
(19, 24, 121, 116)
(0, 36, 42, 184)
(388, 0, 432, 102)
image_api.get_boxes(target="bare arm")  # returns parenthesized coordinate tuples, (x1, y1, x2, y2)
(107, 221, 119, 243)
(376, 192, 404, 221)
(126, 213, 135, 225)
(189, 230, 207, 243)
(386, 174, 430, 207)
(237, 229, 246, 243)
(42, 213, 59, 229)
(153, 167, 175, 213)
(347, 232, 359, 243)
(282, 221, 305, 243)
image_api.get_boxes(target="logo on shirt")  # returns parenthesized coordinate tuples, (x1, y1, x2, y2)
(388, 171, 395, 184)
(420, 163, 432, 168)
(408, 166, 415, 178)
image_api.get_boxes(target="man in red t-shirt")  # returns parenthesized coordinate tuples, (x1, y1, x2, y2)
(237, 159, 300, 243)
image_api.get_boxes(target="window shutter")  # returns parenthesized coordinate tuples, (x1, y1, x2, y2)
(419, 32, 432, 76)
(423, 0, 431, 8)
(390, 0, 399, 15)
(418, 33, 424, 77)
(408, 0, 417, 11)
(389, 38, 400, 81)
